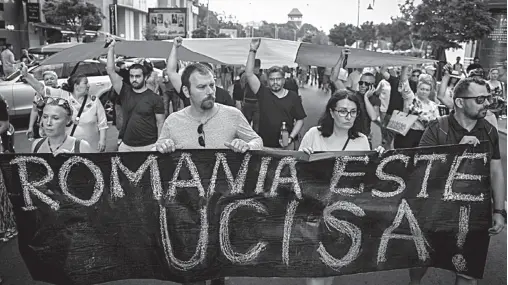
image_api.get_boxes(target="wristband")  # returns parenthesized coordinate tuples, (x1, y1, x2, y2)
(494, 209, 507, 220)
(249, 49, 257, 53)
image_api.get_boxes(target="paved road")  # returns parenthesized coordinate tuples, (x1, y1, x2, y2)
(1, 85, 506, 285)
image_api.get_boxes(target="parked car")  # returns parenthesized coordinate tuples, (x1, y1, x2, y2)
(0, 60, 114, 121)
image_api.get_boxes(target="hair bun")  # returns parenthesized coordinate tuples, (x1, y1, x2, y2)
(61, 83, 71, 92)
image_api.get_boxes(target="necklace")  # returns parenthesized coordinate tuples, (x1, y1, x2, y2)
(48, 135, 68, 153)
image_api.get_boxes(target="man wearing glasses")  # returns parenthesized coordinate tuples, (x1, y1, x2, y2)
(244, 38, 307, 149)
(331, 56, 381, 144)
(411, 77, 506, 285)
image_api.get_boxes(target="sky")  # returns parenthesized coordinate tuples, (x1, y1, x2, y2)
(203, 0, 409, 33)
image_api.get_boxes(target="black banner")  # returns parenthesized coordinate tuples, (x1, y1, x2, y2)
(0, 144, 492, 284)
(26, 3, 40, 23)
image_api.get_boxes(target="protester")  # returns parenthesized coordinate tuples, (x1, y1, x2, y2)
(20, 48, 35, 66)
(453, 56, 467, 76)
(467, 68, 499, 129)
(487, 68, 505, 99)
(0, 92, 16, 245)
(331, 54, 381, 146)
(1, 44, 16, 77)
(394, 66, 440, 148)
(346, 68, 363, 92)
(437, 67, 461, 114)
(375, 66, 392, 124)
(26, 70, 60, 139)
(300, 90, 370, 154)
(411, 76, 506, 285)
(233, 58, 268, 132)
(283, 65, 300, 94)
(106, 38, 165, 152)
(245, 38, 306, 149)
(159, 69, 181, 117)
(166, 37, 235, 109)
(409, 68, 422, 93)
(466, 56, 483, 74)
(154, 62, 262, 153)
(31, 97, 94, 155)
(22, 65, 108, 152)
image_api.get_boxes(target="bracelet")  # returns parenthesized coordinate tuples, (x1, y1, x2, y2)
(493, 209, 507, 220)
(249, 49, 257, 53)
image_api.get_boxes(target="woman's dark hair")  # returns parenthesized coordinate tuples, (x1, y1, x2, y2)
(61, 73, 87, 93)
(317, 89, 362, 139)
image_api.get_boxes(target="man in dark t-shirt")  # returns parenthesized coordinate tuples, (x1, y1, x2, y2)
(106, 39, 165, 151)
(466, 57, 483, 74)
(245, 39, 307, 149)
(413, 77, 505, 285)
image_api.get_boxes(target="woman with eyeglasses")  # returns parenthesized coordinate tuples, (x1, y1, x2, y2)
(394, 66, 440, 149)
(21, 65, 108, 152)
(27, 70, 59, 139)
(299, 90, 375, 285)
(31, 97, 93, 154)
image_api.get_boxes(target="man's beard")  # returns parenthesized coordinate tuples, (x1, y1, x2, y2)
(131, 81, 145, 90)
(466, 108, 487, 120)
(200, 95, 215, 110)
(270, 85, 282, 92)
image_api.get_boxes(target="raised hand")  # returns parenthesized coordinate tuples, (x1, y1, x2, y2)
(174, 36, 183, 47)
(250, 38, 261, 51)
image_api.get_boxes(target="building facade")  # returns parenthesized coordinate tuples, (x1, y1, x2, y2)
(476, 0, 507, 69)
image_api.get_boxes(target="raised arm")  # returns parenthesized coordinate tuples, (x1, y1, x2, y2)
(331, 49, 349, 91)
(166, 37, 183, 93)
(20, 64, 44, 95)
(105, 38, 123, 94)
(245, 39, 261, 94)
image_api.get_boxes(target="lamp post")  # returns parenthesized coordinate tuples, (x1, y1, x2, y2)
(205, 0, 210, 38)
(356, 0, 374, 48)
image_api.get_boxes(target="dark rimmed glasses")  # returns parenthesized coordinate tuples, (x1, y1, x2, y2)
(197, 123, 205, 147)
(455, 95, 492, 105)
(333, 109, 358, 117)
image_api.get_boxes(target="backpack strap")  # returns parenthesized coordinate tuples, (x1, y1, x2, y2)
(74, 139, 81, 154)
(437, 115, 450, 145)
(33, 137, 47, 153)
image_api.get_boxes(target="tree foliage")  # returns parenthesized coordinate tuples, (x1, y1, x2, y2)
(357, 21, 377, 49)
(42, 0, 104, 42)
(143, 24, 158, 40)
(192, 25, 217, 38)
(378, 18, 412, 50)
(328, 23, 357, 46)
(411, 0, 496, 50)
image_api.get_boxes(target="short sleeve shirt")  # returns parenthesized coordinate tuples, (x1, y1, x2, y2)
(256, 86, 307, 147)
(419, 113, 501, 160)
(119, 84, 165, 146)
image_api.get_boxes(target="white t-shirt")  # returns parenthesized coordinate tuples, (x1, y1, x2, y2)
(299, 126, 371, 151)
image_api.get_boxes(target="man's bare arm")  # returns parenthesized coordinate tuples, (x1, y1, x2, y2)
(105, 39, 124, 94)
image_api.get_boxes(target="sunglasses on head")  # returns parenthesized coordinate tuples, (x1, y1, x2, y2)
(197, 123, 205, 147)
(358, 81, 372, 87)
(456, 95, 492, 104)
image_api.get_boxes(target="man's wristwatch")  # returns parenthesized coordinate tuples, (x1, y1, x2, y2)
(493, 209, 507, 220)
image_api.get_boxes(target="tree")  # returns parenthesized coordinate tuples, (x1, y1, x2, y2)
(328, 23, 357, 46)
(143, 24, 158, 40)
(378, 18, 412, 51)
(357, 21, 376, 49)
(43, 0, 104, 42)
(192, 25, 217, 38)
(411, 0, 496, 51)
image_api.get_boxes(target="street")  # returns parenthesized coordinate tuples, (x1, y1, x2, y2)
(0, 85, 506, 285)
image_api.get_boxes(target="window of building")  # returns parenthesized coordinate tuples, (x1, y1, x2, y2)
(0, 3, 4, 11)
(0, 21, 5, 29)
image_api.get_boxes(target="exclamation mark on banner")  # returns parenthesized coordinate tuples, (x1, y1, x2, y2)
(452, 205, 470, 272)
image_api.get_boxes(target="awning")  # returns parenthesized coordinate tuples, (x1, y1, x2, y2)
(32, 22, 72, 32)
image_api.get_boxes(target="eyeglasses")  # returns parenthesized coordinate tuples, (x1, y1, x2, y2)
(358, 81, 372, 87)
(333, 109, 358, 117)
(197, 123, 205, 147)
(411, 74, 420, 77)
(456, 95, 492, 105)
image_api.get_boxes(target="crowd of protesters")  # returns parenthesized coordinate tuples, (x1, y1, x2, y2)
(0, 36, 506, 285)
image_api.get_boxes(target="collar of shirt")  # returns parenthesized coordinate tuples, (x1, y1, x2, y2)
(449, 111, 485, 135)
